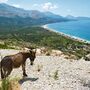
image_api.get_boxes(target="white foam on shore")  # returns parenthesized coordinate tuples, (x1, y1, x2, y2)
(42, 25, 90, 44)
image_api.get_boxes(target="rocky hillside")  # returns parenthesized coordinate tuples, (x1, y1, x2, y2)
(0, 49, 90, 90)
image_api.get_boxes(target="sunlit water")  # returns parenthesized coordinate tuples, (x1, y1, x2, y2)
(48, 20, 90, 41)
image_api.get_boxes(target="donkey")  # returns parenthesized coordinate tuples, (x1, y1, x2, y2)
(0, 49, 36, 79)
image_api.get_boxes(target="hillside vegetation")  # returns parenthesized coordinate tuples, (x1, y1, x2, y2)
(0, 26, 90, 59)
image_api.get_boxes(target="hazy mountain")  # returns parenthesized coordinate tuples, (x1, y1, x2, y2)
(0, 3, 46, 18)
(77, 16, 90, 20)
(0, 3, 69, 27)
(66, 15, 90, 21)
(66, 15, 77, 20)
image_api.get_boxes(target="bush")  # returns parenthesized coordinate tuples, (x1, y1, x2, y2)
(53, 70, 59, 80)
(0, 77, 21, 90)
(0, 78, 10, 90)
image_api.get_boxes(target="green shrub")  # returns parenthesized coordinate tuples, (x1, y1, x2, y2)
(0, 26, 90, 58)
(53, 70, 59, 80)
(0, 78, 10, 90)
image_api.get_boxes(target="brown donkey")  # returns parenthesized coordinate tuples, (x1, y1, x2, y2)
(0, 50, 36, 79)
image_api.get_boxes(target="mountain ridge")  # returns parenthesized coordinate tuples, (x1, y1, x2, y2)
(0, 3, 69, 27)
(0, 3, 63, 18)
(0, 3, 90, 28)
(66, 15, 90, 20)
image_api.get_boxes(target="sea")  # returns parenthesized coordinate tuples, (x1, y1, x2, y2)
(47, 20, 90, 42)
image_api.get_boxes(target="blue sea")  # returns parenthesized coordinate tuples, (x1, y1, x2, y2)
(47, 20, 90, 41)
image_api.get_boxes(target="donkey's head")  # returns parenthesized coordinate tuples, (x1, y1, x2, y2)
(29, 49, 36, 65)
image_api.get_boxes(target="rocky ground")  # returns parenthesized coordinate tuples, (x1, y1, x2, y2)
(0, 49, 90, 90)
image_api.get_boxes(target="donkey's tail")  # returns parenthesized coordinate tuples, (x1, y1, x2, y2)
(0, 62, 4, 79)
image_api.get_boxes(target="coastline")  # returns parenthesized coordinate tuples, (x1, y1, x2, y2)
(42, 25, 90, 44)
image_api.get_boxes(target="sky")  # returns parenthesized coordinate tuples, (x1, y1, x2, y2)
(0, 0, 90, 17)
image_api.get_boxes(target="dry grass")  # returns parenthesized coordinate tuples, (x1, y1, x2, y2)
(0, 77, 21, 90)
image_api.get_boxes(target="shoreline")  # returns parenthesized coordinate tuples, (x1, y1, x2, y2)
(42, 25, 90, 44)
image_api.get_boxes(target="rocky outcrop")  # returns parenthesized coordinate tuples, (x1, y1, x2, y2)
(85, 54, 90, 61)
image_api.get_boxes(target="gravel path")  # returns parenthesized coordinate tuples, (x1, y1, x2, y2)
(0, 49, 90, 90)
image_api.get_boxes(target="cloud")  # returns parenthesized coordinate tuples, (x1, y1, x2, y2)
(12, 4, 20, 8)
(42, 2, 58, 11)
(0, 0, 8, 3)
(32, 2, 58, 11)
(32, 4, 38, 7)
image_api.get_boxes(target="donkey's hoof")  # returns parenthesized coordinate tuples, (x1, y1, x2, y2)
(23, 74, 28, 78)
(23, 76, 27, 78)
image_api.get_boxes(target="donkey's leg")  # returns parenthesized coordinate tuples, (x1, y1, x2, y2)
(5, 68, 12, 78)
(22, 63, 27, 77)
(1, 68, 7, 79)
(1, 67, 5, 79)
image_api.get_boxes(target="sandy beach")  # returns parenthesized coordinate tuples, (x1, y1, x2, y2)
(42, 25, 90, 44)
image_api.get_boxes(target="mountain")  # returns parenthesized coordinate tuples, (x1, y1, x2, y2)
(66, 15, 90, 21)
(0, 3, 69, 27)
(0, 3, 45, 18)
(77, 16, 90, 20)
(66, 15, 77, 20)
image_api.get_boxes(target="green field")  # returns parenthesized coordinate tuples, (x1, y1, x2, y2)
(0, 26, 90, 58)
